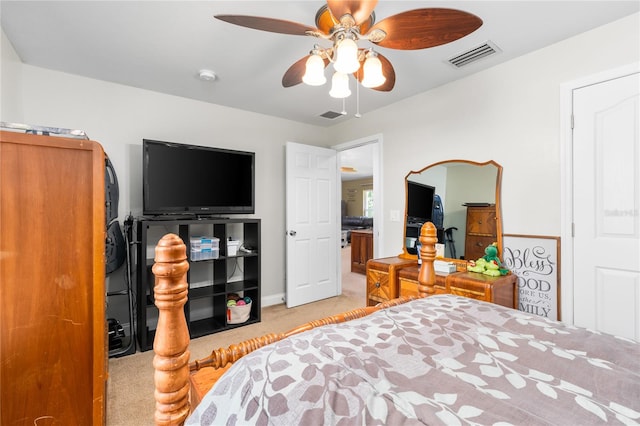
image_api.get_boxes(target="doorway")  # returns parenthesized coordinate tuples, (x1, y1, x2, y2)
(334, 134, 383, 255)
(333, 135, 383, 297)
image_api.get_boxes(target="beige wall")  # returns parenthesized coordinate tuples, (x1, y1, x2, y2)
(329, 13, 640, 258)
(342, 178, 374, 217)
(2, 13, 638, 301)
(0, 32, 329, 305)
(1, 30, 23, 122)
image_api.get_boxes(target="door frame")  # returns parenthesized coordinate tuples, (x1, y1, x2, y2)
(559, 62, 640, 325)
(333, 134, 384, 261)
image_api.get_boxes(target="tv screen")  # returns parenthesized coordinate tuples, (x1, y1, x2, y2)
(406, 181, 435, 223)
(143, 139, 255, 216)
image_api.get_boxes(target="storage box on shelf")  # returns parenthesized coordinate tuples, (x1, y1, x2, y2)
(227, 293, 252, 324)
(136, 217, 261, 351)
(190, 236, 220, 261)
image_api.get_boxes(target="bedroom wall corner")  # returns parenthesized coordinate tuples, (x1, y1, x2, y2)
(1, 27, 24, 123)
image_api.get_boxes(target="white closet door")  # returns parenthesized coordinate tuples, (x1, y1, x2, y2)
(572, 72, 640, 340)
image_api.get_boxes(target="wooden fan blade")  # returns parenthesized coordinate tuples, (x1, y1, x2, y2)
(282, 55, 330, 87)
(327, 0, 378, 26)
(354, 52, 395, 92)
(215, 15, 317, 36)
(368, 8, 482, 50)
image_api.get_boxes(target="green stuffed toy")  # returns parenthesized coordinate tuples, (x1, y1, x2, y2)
(482, 243, 501, 264)
(467, 242, 509, 276)
(467, 257, 487, 273)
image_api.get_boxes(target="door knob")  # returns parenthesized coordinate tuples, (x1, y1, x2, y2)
(288, 230, 297, 236)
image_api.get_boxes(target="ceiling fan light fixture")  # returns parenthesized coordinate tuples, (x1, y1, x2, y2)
(329, 72, 351, 98)
(333, 36, 360, 74)
(361, 52, 386, 88)
(302, 53, 326, 86)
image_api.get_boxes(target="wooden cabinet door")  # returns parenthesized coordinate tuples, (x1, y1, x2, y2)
(466, 206, 497, 235)
(0, 131, 106, 424)
(367, 269, 391, 305)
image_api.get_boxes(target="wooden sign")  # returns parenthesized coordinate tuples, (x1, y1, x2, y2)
(502, 234, 561, 321)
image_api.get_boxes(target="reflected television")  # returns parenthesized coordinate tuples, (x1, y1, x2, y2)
(406, 181, 435, 223)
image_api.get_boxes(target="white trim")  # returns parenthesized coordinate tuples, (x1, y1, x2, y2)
(262, 293, 285, 307)
(559, 62, 640, 326)
(333, 134, 384, 258)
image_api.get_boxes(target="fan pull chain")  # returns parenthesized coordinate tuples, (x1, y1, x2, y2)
(355, 69, 362, 118)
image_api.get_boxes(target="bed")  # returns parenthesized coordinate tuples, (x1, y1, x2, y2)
(152, 223, 640, 425)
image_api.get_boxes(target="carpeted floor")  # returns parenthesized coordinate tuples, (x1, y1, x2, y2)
(106, 246, 366, 425)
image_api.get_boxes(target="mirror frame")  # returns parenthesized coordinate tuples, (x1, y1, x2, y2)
(399, 159, 503, 267)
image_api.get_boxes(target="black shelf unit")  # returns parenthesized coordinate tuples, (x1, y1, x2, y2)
(135, 217, 261, 351)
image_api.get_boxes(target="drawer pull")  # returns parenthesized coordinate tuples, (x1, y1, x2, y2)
(375, 282, 380, 288)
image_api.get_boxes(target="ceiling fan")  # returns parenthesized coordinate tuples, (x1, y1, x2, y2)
(215, 1, 482, 97)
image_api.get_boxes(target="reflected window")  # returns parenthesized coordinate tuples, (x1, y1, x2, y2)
(363, 189, 374, 218)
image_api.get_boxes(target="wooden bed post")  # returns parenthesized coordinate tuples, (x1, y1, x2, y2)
(152, 234, 191, 426)
(417, 222, 438, 297)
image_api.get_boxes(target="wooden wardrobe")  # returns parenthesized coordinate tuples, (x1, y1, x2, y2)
(0, 130, 107, 424)
(464, 205, 498, 261)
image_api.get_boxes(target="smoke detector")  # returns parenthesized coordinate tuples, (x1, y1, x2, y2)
(198, 69, 216, 81)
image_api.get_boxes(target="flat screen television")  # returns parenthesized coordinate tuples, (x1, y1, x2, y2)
(143, 139, 255, 216)
(406, 181, 435, 223)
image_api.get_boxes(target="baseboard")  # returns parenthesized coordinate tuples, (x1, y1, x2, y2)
(262, 293, 285, 307)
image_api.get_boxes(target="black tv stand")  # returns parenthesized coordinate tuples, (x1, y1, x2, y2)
(135, 216, 261, 351)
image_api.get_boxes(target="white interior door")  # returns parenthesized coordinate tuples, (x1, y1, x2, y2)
(285, 142, 339, 308)
(572, 71, 640, 340)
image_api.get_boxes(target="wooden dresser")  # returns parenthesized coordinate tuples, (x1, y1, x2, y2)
(396, 264, 517, 309)
(0, 131, 107, 424)
(398, 267, 447, 298)
(351, 229, 373, 274)
(366, 256, 417, 306)
(464, 205, 498, 260)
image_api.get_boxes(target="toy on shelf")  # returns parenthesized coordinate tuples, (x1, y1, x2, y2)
(467, 242, 509, 276)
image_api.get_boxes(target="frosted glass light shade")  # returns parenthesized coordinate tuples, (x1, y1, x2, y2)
(329, 72, 351, 98)
(302, 54, 326, 86)
(361, 55, 386, 88)
(333, 37, 360, 74)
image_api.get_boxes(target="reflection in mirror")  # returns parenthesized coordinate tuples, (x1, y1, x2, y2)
(401, 160, 502, 262)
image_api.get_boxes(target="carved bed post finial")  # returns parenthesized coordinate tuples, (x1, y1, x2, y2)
(153, 234, 191, 426)
(417, 222, 438, 297)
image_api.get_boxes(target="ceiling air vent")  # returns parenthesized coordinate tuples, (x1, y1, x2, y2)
(320, 111, 344, 119)
(448, 41, 501, 68)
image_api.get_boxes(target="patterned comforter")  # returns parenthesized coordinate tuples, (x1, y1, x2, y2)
(187, 295, 640, 425)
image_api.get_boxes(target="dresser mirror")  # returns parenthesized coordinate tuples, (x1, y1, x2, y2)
(400, 160, 503, 263)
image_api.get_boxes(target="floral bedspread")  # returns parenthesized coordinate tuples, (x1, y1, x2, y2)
(187, 295, 640, 425)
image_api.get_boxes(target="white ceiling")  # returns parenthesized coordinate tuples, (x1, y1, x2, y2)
(2, 1, 638, 130)
(340, 143, 374, 181)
